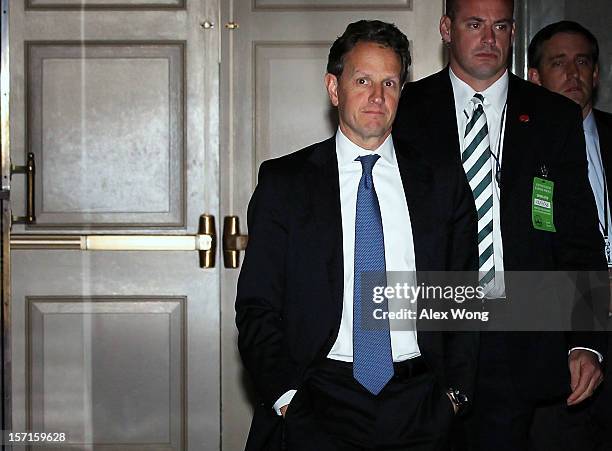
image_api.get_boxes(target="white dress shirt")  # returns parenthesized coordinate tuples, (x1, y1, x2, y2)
(584, 111, 612, 266)
(328, 129, 420, 362)
(273, 129, 421, 414)
(577, 111, 607, 358)
(450, 68, 508, 298)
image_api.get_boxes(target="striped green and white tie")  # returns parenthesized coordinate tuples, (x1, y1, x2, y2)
(462, 93, 495, 288)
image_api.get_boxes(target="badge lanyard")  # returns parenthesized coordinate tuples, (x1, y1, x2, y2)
(488, 103, 507, 187)
(602, 180, 611, 265)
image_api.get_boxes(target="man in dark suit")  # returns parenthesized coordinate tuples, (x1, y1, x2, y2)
(528, 20, 612, 450)
(528, 20, 611, 290)
(393, 1, 608, 450)
(236, 20, 479, 451)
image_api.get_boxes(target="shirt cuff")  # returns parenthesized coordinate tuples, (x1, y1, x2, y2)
(273, 390, 297, 416)
(568, 347, 604, 363)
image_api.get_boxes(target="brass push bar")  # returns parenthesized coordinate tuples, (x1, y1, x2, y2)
(10, 214, 217, 268)
(10, 234, 212, 251)
(11, 152, 35, 224)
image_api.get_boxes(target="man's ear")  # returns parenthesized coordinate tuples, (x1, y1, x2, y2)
(528, 68, 542, 85)
(594, 63, 600, 89)
(325, 73, 339, 107)
(440, 15, 452, 45)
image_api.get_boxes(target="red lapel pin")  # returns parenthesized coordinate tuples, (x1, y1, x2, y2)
(519, 114, 530, 123)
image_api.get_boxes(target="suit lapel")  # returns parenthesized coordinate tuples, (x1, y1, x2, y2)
(307, 137, 344, 315)
(500, 74, 534, 198)
(594, 110, 612, 194)
(394, 139, 434, 271)
(427, 69, 462, 165)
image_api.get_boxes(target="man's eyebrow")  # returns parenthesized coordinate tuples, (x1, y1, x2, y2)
(547, 53, 568, 60)
(352, 70, 400, 80)
(545, 53, 593, 61)
(464, 16, 513, 24)
(351, 70, 371, 77)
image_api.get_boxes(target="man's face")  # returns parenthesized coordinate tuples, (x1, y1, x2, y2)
(325, 41, 402, 150)
(440, 0, 515, 90)
(528, 32, 599, 118)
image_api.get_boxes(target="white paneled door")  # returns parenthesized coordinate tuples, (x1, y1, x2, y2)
(7, 1, 220, 450)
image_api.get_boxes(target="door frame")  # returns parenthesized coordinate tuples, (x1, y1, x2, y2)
(1, 0, 12, 438)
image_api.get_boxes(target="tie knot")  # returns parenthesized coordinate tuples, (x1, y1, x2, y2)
(464, 94, 485, 120)
(356, 154, 381, 176)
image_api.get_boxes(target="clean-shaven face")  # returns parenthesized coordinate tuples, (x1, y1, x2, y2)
(441, 0, 515, 91)
(529, 32, 599, 118)
(325, 41, 402, 150)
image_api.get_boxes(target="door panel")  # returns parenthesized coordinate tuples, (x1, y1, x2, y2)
(254, 42, 334, 164)
(27, 296, 184, 447)
(12, 250, 219, 450)
(220, 1, 445, 449)
(26, 0, 185, 8)
(27, 42, 185, 227)
(253, 0, 412, 9)
(9, 1, 220, 450)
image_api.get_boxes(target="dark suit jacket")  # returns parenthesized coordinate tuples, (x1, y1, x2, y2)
(591, 109, 612, 440)
(393, 68, 608, 401)
(236, 136, 479, 451)
(594, 109, 612, 199)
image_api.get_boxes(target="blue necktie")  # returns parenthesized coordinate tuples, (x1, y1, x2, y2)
(353, 154, 394, 395)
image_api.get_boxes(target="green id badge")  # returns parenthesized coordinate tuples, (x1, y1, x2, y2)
(532, 177, 556, 232)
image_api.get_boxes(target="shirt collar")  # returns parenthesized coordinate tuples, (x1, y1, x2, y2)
(584, 109, 597, 135)
(449, 67, 509, 115)
(335, 128, 396, 167)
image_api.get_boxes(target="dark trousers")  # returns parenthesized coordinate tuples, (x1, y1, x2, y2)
(462, 334, 542, 451)
(529, 329, 612, 451)
(588, 327, 612, 451)
(591, 383, 612, 451)
(283, 358, 455, 451)
(529, 400, 596, 451)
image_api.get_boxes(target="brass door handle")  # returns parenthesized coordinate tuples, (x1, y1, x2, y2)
(223, 216, 248, 268)
(11, 152, 35, 224)
(198, 214, 216, 268)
